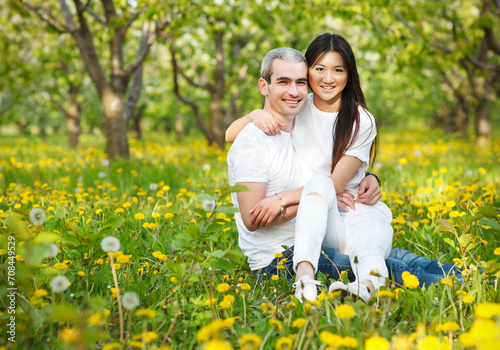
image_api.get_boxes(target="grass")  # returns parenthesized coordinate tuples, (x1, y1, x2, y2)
(0, 129, 499, 349)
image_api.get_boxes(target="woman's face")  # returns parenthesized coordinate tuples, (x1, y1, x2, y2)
(308, 51, 348, 113)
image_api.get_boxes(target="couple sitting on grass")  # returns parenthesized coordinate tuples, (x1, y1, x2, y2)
(226, 33, 463, 303)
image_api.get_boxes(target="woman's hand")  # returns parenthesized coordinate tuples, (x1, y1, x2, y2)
(249, 195, 281, 228)
(250, 109, 284, 136)
(356, 175, 381, 205)
(337, 190, 355, 212)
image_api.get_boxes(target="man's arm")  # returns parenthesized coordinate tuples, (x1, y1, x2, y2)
(237, 182, 298, 231)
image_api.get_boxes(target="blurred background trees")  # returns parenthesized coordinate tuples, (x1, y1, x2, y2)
(1, 0, 498, 158)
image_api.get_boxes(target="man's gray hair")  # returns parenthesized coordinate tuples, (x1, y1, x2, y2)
(261, 47, 306, 83)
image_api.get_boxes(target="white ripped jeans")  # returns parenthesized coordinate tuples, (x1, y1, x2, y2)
(293, 174, 394, 289)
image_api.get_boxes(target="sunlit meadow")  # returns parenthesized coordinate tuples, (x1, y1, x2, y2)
(0, 130, 499, 350)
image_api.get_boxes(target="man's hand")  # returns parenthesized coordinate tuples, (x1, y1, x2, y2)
(250, 195, 281, 228)
(356, 174, 381, 205)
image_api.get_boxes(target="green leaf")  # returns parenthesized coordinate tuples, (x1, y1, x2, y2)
(201, 258, 237, 271)
(215, 204, 239, 214)
(99, 215, 125, 236)
(185, 223, 200, 240)
(45, 303, 80, 324)
(435, 219, 456, 234)
(166, 262, 186, 276)
(32, 232, 60, 244)
(464, 215, 481, 225)
(220, 184, 249, 197)
(476, 205, 498, 219)
(453, 215, 465, 227)
(458, 234, 474, 248)
(442, 237, 456, 249)
(6, 214, 30, 240)
(197, 193, 216, 202)
(480, 219, 500, 232)
(209, 250, 226, 258)
(171, 238, 187, 250)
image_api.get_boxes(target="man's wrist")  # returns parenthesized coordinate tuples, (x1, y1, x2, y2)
(365, 171, 381, 186)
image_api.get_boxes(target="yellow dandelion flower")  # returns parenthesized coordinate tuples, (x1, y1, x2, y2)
(275, 336, 293, 350)
(462, 295, 475, 304)
(216, 283, 231, 293)
(88, 312, 103, 326)
(34, 289, 48, 297)
(458, 332, 475, 348)
(95, 258, 104, 265)
(238, 333, 262, 349)
(134, 213, 145, 220)
(205, 339, 233, 350)
(127, 341, 143, 348)
(402, 272, 419, 289)
(341, 336, 359, 349)
(133, 331, 158, 343)
(320, 331, 343, 346)
(196, 320, 226, 342)
(115, 208, 124, 214)
(102, 342, 122, 350)
(440, 278, 453, 286)
(375, 290, 395, 298)
(239, 283, 251, 291)
(274, 252, 283, 258)
(204, 298, 217, 306)
(268, 319, 283, 331)
(95, 209, 103, 215)
(474, 302, 500, 318)
(435, 322, 460, 332)
(53, 262, 68, 270)
(135, 308, 157, 318)
(494, 247, 500, 255)
(292, 318, 307, 328)
(271, 275, 279, 281)
(365, 335, 390, 350)
(58, 328, 80, 343)
(336, 304, 355, 319)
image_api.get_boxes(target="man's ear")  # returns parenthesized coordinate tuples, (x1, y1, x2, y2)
(258, 77, 268, 96)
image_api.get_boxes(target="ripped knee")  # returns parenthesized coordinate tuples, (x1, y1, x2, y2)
(307, 192, 322, 197)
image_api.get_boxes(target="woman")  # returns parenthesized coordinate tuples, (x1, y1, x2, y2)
(226, 34, 459, 302)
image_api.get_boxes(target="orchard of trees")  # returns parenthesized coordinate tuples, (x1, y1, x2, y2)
(1, 0, 499, 159)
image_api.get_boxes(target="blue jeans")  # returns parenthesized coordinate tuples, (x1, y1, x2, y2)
(259, 247, 463, 287)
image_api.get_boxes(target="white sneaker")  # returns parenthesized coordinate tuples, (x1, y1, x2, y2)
(328, 281, 371, 303)
(292, 275, 321, 301)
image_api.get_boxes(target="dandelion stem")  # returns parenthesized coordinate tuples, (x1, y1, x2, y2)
(109, 253, 124, 343)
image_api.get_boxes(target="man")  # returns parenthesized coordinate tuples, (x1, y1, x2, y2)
(227, 47, 307, 274)
(227, 47, 463, 302)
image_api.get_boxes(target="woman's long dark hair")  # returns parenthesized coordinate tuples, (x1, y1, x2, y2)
(305, 33, 378, 174)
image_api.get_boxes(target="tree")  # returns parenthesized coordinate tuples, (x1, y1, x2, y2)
(22, 0, 173, 159)
(355, 0, 499, 144)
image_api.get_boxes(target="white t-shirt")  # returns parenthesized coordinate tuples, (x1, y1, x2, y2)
(227, 124, 302, 270)
(292, 94, 377, 194)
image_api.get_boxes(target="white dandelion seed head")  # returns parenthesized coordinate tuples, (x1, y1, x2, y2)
(74, 187, 81, 194)
(202, 163, 211, 171)
(46, 243, 59, 258)
(77, 177, 84, 183)
(465, 170, 473, 177)
(202, 200, 216, 212)
(98, 171, 106, 179)
(29, 208, 47, 225)
(51, 275, 70, 293)
(413, 150, 422, 157)
(70, 293, 74, 298)
(149, 183, 158, 191)
(395, 164, 403, 172)
(101, 236, 120, 253)
(101, 159, 110, 167)
(374, 162, 382, 170)
(122, 291, 140, 310)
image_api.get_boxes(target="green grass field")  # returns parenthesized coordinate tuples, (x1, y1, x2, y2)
(0, 130, 499, 349)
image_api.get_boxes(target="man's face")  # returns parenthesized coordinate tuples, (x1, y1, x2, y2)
(259, 59, 308, 118)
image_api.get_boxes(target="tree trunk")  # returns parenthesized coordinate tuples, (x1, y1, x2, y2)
(67, 85, 81, 148)
(175, 114, 184, 141)
(475, 97, 491, 146)
(130, 105, 144, 140)
(102, 88, 129, 159)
